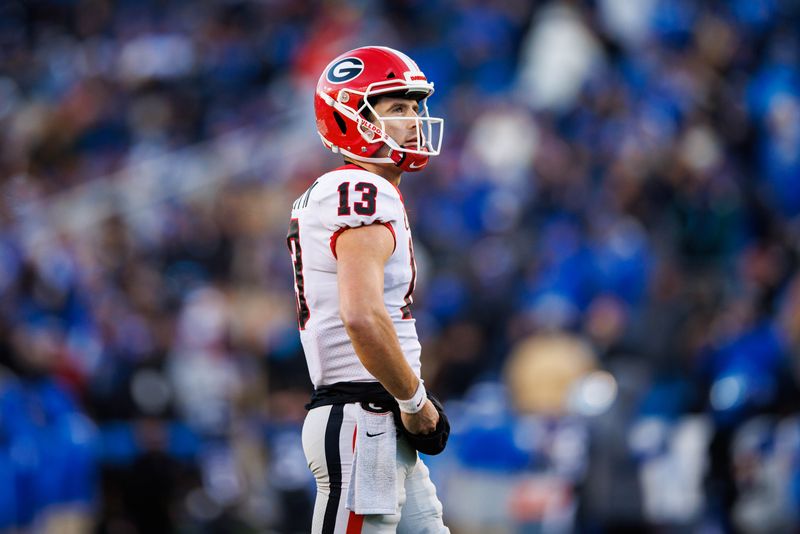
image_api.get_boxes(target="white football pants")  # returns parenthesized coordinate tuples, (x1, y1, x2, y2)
(302, 403, 449, 533)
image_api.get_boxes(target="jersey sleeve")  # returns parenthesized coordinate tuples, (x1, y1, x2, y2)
(315, 173, 404, 234)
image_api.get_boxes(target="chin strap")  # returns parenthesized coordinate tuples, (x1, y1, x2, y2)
(388, 148, 429, 172)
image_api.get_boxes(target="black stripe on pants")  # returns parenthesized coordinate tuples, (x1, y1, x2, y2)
(321, 403, 345, 534)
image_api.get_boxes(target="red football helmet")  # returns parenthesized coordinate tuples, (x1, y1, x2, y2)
(315, 46, 444, 172)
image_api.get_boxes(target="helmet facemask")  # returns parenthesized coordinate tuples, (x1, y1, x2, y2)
(357, 89, 444, 160)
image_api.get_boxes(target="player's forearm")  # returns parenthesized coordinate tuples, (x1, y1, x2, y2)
(342, 308, 419, 399)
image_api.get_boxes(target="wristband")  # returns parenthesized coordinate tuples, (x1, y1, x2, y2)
(396, 380, 426, 414)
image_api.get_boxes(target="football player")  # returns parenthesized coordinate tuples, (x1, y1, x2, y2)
(287, 46, 450, 533)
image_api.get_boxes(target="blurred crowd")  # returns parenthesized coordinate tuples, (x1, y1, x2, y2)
(1, 0, 800, 532)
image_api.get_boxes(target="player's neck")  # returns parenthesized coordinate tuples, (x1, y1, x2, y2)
(344, 159, 402, 187)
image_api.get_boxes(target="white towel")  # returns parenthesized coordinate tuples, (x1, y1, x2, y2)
(345, 404, 397, 514)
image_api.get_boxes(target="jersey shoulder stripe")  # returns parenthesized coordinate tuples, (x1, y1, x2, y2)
(292, 180, 320, 211)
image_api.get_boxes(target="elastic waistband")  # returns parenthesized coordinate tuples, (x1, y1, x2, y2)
(306, 381, 395, 410)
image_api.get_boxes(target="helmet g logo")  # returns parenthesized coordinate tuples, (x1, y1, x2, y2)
(326, 57, 364, 84)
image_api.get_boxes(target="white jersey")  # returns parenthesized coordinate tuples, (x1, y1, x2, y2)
(288, 164, 420, 387)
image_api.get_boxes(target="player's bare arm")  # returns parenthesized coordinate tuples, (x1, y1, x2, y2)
(336, 222, 439, 435)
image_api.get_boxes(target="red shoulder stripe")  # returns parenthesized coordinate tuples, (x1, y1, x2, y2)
(329, 222, 396, 259)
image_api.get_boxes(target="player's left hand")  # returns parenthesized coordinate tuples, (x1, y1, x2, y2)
(401, 399, 439, 435)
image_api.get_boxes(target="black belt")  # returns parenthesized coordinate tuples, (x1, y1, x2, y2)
(306, 381, 394, 410)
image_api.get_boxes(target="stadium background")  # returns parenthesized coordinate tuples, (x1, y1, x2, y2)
(1, 0, 800, 532)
